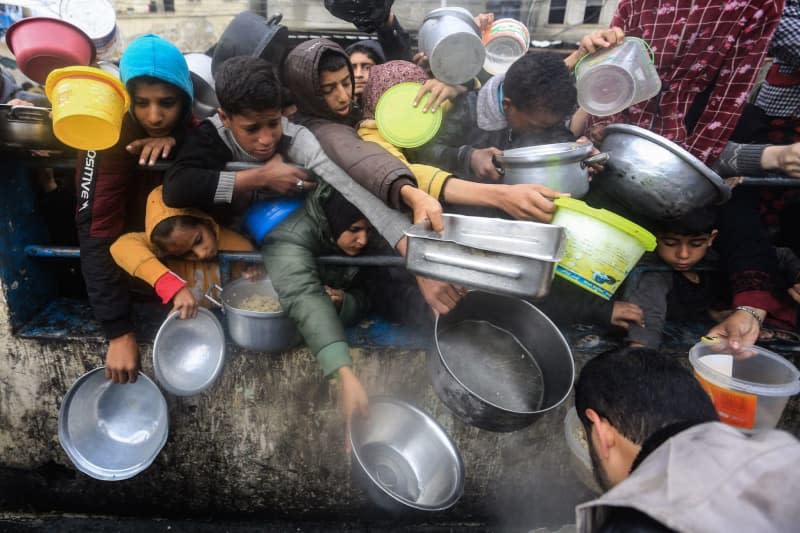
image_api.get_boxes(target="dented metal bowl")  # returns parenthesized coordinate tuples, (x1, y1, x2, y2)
(153, 308, 226, 396)
(350, 397, 464, 513)
(58, 367, 168, 481)
(598, 124, 731, 220)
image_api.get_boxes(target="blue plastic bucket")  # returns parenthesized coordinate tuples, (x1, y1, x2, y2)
(244, 197, 304, 243)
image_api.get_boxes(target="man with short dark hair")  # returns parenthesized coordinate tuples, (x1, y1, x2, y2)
(574, 347, 800, 532)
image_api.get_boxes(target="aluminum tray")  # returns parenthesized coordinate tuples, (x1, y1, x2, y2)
(404, 214, 566, 299)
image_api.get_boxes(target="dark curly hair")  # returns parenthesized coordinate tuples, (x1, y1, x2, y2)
(319, 49, 350, 74)
(504, 52, 577, 118)
(215, 56, 282, 115)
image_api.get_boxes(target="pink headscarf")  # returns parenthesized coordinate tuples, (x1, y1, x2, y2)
(361, 60, 428, 120)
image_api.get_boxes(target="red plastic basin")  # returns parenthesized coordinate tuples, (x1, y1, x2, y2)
(6, 17, 96, 85)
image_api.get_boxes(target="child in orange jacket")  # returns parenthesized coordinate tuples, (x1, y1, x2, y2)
(110, 185, 254, 319)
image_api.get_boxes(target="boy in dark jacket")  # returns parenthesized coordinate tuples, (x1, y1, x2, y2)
(162, 56, 410, 249)
(281, 38, 443, 231)
(282, 39, 465, 315)
(409, 51, 579, 181)
(624, 209, 800, 349)
(76, 34, 196, 384)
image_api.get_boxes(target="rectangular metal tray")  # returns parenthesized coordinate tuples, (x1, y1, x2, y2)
(404, 214, 566, 299)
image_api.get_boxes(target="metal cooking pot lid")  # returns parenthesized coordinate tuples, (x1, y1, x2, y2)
(499, 141, 594, 164)
(604, 124, 730, 202)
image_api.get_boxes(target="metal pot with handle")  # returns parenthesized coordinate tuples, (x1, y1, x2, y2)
(0, 105, 66, 150)
(494, 141, 609, 198)
(204, 277, 301, 353)
(430, 290, 574, 432)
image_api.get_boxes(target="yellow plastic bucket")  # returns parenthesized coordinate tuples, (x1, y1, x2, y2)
(45, 66, 130, 150)
(552, 198, 656, 299)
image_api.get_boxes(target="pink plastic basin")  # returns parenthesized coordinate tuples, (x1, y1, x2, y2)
(6, 17, 96, 84)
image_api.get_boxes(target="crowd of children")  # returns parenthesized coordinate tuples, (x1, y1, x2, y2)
(42, 3, 800, 458)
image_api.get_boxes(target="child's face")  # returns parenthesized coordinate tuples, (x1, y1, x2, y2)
(132, 82, 182, 137)
(163, 222, 217, 261)
(336, 218, 371, 256)
(319, 66, 353, 118)
(220, 108, 283, 161)
(503, 100, 564, 136)
(656, 231, 718, 271)
(349, 52, 375, 96)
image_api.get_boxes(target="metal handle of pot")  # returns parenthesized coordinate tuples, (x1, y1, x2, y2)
(203, 283, 224, 312)
(422, 252, 522, 279)
(8, 105, 51, 123)
(267, 12, 283, 25)
(580, 152, 610, 169)
(491, 155, 505, 176)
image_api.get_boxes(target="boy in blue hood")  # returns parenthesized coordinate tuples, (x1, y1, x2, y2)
(75, 34, 196, 385)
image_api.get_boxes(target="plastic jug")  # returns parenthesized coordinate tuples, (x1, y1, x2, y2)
(575, 37, 661, 117)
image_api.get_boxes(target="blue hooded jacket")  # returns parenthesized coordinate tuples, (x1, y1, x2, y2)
(120, 34, 193, 107)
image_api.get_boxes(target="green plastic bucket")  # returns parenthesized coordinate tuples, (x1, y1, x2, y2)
(552, 198, 655, 299)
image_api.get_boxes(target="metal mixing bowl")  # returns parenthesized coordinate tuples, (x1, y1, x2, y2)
(184, 52, 219, 119)
(598, 124, 731, 220)
(153, 308, 226, 396)
(58, 368, 168, 481)
(350, 398, 464, 513)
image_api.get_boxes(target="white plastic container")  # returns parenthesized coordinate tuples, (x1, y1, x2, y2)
(552, 198, 656, 299)
(59, 0, 123, 61)
(483, 18, 529, 76)
(575, 37, 661, 117)
(418, 7, 485, 85)
(689, 342, 800, 431)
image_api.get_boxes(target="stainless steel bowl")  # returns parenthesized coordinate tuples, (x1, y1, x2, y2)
(58, 368, 168, 481)
(184, 52, 219, 119)
(350, 397, 464, 513)
(153, 308, 226, 396)
(598, 124, 731, 220)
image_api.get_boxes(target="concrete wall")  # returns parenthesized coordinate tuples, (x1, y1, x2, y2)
(0, 283, 599, 529)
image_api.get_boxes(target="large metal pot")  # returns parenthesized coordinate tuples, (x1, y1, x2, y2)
(430, 290, 574, 432)
(350, 397, 464, 513)
(418, 7, 485, 85)
(0, 105, 66, 150)
(205, 277, 301, 353)
(597, 124, 731, 220)
(494, 141, 609, 198)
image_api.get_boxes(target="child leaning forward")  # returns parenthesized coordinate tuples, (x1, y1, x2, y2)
(110, 186, 255, 319)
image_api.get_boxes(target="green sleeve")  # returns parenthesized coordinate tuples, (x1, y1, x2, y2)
(262, 234, 352, 377)
(339, 288, 370, 327)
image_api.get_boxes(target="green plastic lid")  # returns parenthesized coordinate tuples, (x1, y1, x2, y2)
(554, 197, 656, 251)
(375, 82, 443, 149)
